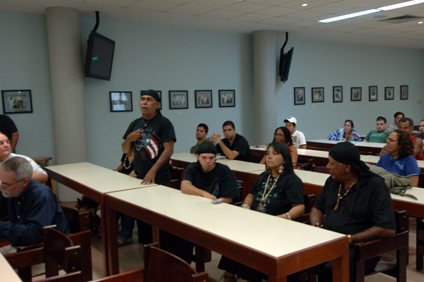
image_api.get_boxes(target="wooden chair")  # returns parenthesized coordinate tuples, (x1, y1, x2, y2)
(353, 210, 408, 282)
(5, 226, 82, 282)
(293, 194, 316, 224)
(33, 156, 57, 196)
(309, 210, 408, 282)
(90, 243, 208, 282)
(170, 166, 185, 189)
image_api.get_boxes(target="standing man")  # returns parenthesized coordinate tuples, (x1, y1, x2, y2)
(0, 115, 19, 152)
(310, 142, 396, 282)
(363, 116, 390, 143)
(398, 117, 424, 160)
(386, 111, 404, 131)
(190, 123, 211, 154)
(177, 142, 240, 263)
(284, 116, 307, 149)
(0, 157, 68, 254)
(211, 121, 254, 162)
(122, 89, 176, 244)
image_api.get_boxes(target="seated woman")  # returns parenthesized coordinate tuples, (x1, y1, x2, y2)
(218, 142, 305, 282)
(377, 129, 420, 187)
(259, 127, 298, 167)
(328, 119, 361, 142)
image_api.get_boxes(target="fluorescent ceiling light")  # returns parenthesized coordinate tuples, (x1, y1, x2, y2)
(379, 0, 424, 11)
(319, 9, 381, 23)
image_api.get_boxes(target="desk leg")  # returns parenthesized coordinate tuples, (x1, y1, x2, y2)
(103, 202, 119, 275)
(332, 251, 349, 282)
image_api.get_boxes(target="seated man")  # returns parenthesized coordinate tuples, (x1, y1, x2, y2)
(377, 130, 420, 187)
(386, 111, 404, 131)
(190, 123, 211, 154)
(284, 116, 307, 149)
(310, 142, 396, 282)
(176, 142, 239, 263)
(363, 116, 391, 143)
(211, 121, 254, 162)
(0, 157, 69, 254)
(0, 132, 48, 183)
(398, 117, 424, 160)
(414, 119, 424, 140)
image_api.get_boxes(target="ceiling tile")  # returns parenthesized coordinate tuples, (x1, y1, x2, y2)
(232, 13, 274, 22)
(128, 1, 179, 11)
(221, 1, 271, 13)
(201, 9, 245, 19)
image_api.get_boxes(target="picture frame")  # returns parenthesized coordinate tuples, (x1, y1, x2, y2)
(311, 87, 324, 103)
(219, 90, 235, 107)
(369, 86, 378, 102)
(141, 90, 162, 110)
(351, 87, 362, 101)
(385, 87, 394, 100)
(110, 91, 132, 112)
(195, 90, 212, 108)
(294, 87, 305, 105)
(169, 90, 188, 109)
(1, 89, 33, 114)
(400, 85, 408, 100)
(332, 86, 343, 103)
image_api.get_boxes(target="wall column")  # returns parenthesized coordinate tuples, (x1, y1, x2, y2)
(254, 30, 277, 145)
(46, 7, 87, 200)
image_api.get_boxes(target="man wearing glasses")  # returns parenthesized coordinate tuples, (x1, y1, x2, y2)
(0, 132, 47, 183)
(0, 157, 68, 254)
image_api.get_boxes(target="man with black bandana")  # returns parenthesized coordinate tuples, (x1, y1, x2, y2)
(122, 89, 176, 245)
(310, 141, 396, 282)
(175, 142, 239, 263)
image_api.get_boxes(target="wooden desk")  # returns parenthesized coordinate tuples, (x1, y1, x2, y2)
(44, 162, 155, 275)
(105, 185, 349, 282)
(0, 253, 22, 282)
(307, 139, 385, 155)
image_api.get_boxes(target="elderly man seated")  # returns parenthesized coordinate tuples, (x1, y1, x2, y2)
(310, 142, 396, 282)
(0, 132, 47, 183)
(0, 157, 69, 254)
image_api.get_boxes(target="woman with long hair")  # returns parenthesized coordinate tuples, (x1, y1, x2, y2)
(218, 142, 305, 282)
(259, 127, 298, 167)
(377, 129, 420, 187)
(328, 119, 361, 142)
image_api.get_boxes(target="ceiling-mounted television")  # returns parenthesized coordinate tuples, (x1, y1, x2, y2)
(279, 47, 293, 83)
(84, 31, 115, 81)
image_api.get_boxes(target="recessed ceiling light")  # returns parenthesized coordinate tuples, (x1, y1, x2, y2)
(302, 3, 308, 7)
(319, 9, 381, 23)
(419, 21, 423, 24)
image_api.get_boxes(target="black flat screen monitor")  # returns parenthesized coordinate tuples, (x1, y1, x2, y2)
(84, 31, 115, 81)
(279, 47, 294, 83)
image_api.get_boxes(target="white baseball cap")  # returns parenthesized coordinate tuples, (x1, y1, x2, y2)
(284, 116, 297, 124)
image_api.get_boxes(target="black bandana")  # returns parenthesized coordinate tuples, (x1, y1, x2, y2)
(196, 142, 217, 155)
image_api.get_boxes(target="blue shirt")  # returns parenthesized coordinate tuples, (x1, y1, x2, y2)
(376, 153, 420, 177)
(0, 179, 69, 247)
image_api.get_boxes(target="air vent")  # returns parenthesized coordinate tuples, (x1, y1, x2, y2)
(379, 14, 424, 24)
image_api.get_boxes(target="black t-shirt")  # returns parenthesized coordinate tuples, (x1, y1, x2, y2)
(183, 162, 240, 199)
(250, 171, 304, 216)
(314, 175, 396, 235)
(0, 115, 18, 140)
(123, 114, 176, 184)
(216, 133, 254, 162)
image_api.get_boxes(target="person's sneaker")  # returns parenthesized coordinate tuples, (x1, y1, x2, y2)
(117, 237, 133, 247)
(220, 272, 237, 282)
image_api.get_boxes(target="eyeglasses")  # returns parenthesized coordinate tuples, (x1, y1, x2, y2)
(0, 179, 24, 189)
(0, 139, 10, 146)
(274, 133, 284, 138)
(386, 137, 397, 143)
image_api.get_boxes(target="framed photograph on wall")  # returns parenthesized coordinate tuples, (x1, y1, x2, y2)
(219, 90, 235, 107)
(400, 85, 408, 100)
(311, 87, 324, 103)
(294, 87, 305, 105)
(333, 86, 343, 103)
(169, 90, 188, 109)
(110, 91, 132, 112)
(369, 86, 378, 102)
(351, 87, 362, 101)
(141, 90, 162, 110)
(1, 89, 33, 114)
(195, 90, 212, 108)
(385, 87, 394, 100)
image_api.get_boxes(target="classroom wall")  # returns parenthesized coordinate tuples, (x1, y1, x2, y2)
(1, 10, 424, 176)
